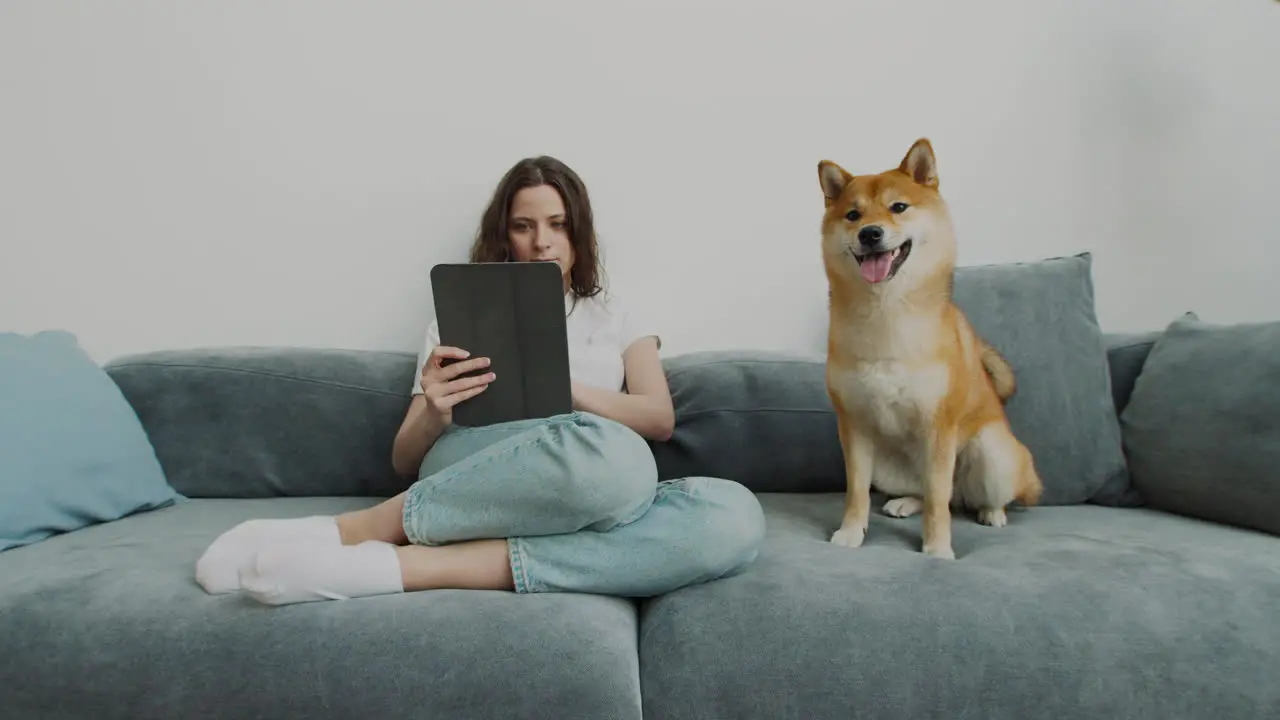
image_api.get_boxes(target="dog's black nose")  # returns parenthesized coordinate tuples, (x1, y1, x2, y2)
(858, 225, 884, 247)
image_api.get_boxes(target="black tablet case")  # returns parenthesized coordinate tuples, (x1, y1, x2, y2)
(429, 262, 573, 427)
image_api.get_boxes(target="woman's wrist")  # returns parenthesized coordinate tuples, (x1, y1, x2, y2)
(419, 404, 448, 442)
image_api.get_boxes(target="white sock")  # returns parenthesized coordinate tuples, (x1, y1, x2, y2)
(238, 540, 404, 606)
(195, 515, 341, 595)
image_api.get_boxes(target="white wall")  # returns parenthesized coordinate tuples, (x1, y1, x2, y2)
(2, 0, 1277, 363)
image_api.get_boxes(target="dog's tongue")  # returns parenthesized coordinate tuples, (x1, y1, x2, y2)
(860, 249, 898, 284)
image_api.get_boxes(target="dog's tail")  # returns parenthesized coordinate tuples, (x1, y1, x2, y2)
(1014, 445, 1044, 507)
(980, 341, 1016, 403)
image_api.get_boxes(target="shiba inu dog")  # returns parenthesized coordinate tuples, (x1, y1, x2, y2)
(817, 138, 1042, 560)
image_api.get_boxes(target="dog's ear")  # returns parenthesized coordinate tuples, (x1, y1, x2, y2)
(898, 138, 939, 189)
(818, 160, 852, 208)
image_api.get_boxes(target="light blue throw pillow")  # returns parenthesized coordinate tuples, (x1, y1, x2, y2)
(0, 330, 183, 551)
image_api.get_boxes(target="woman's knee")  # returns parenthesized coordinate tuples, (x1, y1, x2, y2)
(555, 412, 658, 529)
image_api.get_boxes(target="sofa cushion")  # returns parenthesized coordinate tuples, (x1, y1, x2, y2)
(653, 253, 1128, 504)
(105, 347, 417, 498)
(0, 497, 644, 720)
(950, 253, 1127, 504)
(650, 351, 842, 493)
(1120, 314, 1280, 536)
(1084, 329, 1167, 507)
(1103, 330, 1165, 417)
(0, 330, 182, 551)
(638, 494, 1280, 720)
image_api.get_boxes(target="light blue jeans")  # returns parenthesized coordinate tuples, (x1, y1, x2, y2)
(401, 411, 765, 597)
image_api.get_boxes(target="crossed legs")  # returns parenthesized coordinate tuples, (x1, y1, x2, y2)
(195, 412, 765, 606)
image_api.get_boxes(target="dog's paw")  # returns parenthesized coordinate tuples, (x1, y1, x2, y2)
(830, 526, 866, 548)
(882, 497, 923, 518)
(922, 543, 956, 560)
(977, 508, 1007, 528)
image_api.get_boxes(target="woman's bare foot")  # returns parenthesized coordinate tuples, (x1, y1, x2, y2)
(336, 493, 410, 546)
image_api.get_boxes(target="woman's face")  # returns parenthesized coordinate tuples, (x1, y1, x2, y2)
(508, 184, 574, 285)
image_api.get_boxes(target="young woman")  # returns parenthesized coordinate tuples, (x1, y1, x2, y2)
(195, 155, 766, 605)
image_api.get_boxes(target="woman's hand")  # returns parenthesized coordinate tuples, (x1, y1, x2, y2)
(420, 346, 494, 426)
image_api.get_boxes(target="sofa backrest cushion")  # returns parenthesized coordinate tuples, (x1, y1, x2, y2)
(1103, 331, 1161, 417)
(648, 351, 842, 494)
(105, 254, 1137, 504)
(1119, 314, 1280, 537)
(651, 253, 1131, 505)
(1087, 329, 1164, 507)
(106, 347, 415, 498)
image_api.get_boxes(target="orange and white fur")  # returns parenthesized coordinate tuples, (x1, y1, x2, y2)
(818, 138, 1042, 560)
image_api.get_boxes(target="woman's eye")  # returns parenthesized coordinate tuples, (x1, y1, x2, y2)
(890, 202, 909, 213)
(845, 209, 861, 222)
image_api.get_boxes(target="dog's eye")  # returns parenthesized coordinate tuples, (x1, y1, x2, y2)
(889, 202, 909, 214)
(845, 209, 861, 222)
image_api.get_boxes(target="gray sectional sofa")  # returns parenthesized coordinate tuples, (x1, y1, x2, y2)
(4, 253, 1278, 719)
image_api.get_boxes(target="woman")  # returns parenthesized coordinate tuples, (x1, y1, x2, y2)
(195, 155, 766, 606)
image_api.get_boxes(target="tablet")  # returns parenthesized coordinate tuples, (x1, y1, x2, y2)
(429, 261, 573, 427)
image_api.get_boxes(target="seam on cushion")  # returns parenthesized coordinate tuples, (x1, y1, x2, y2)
(105, 362, 407, 398)
(677, 407, 834, 419)
(950, 252, 1088, 271)
(108, 348, 415, 362)
(665, 358, 821, 378)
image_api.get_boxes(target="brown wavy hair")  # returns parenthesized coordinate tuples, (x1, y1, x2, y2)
(469, 156, 603, 299)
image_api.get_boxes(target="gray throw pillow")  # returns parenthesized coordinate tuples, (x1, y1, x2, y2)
(1119, 314, 1280, 536)
(652, 252, 1129, 505)
(951, 253, 1128, 505)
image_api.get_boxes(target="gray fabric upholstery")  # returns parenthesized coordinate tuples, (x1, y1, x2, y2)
(1121, 315, 1280, 536)
(654, 253, 1128, 504)
(650, 350, 842, 493)
(639, 493, 1280, 720)
(1103, 330, 1162, 416)
(1089, 329, 1165, 507)
(950, 253, 1127, 505)
(0, 497, 643, 720)
(8, 318, 1279, 720)
(105, 348, 418, 498)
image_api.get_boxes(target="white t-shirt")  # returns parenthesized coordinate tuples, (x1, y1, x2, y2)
(411, 291, 658, 395)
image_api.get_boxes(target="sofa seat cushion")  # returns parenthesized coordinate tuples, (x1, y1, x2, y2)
(638, 494, 1280, 720)
(0, 498, 643, 720)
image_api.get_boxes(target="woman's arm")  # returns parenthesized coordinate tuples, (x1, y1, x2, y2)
(571, 336, 675, 442)
(391, 395, 449, 477)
